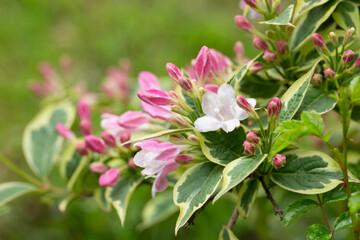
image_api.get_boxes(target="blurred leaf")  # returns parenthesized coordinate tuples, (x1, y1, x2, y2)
(218, 226, 239, 240)
(351, 77, 360, 103)
(66, 157, 88, 190)
(333, 211, 352, 231)
(60, 142, 83, 181)
(236, 178, 259, 218)
(283, 199, 318, 226)
(349, 192, 360, 214)
(228, 54, 261, 86)
(306, 224, 332, 240)
(94, 187, 111, 212)
(58, 194, 77, 213)
(322, 184, 358, 204)
(259, 5, 295, 27)
(301, 111, 324, 137)
(0, 182, 38, 207)
(294, 0, 330, 20)
(332, 2, 360, 35)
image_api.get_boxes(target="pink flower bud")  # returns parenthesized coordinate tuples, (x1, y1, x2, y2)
(243, 140, 255, 155)
(276, 39, 288, 55)
(355, 57, 360, 69)
(99, 168, 120, 187)
(137, 71, 160, 90)
(77, 99, 91, 121)
(128, 157, 137, 169)
(246, 131, 261, 146)
(234, 15, 253, 32)
(175, 154, 193, 165)
(267, 97, 282, 123)
(101, 131, 117, 148)
(272, 154, 286, 169)
(137, 89, 175, 106)
(194, 46, 211, 82)
(188, 134, 199, 142)
(311, 33, 325, 48)
(85, 135, 107, 154)
(342, 50, 355, 64)
(205, 84, 219, 93)
(253, 37, 268, 51)
(118, 111, 148, 128)
(263, 50, 277, 63)
(90, 161, 108, 173)
(166, 63, 182, 82)
(312, 73, 323, 85)
(168, 90, 180, 100)
(344, 27, 355, 44)
(120, 132, 131, 148)
(244, 0, 257, 8)
(324, 68, 335, 79)
(234, 41, 244, 59)
(236, 96, 252, 112)
(56, 123, 74, 140)
(80, 119, 92, 136)
(178, 77, 193, 92)
(75, 142, 88, 156)
(249, 62, 264, 74)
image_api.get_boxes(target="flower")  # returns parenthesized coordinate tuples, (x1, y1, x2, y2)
(194, 83, 256, 133)
(77, 99, 91, 121)
(253, 37, 268, 51)
(311, 33, 325, 48)
(90, 161, 108, 173)
(99, 168, 120, 187)
(134, 140, 181, 197)
(85, 135, 108, 154)
(272, 154, 286, 169)
(234, 15, 253, 32)
(55, 123, 75, 140)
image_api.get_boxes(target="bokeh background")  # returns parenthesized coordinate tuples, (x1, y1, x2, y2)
(0, 0, 351, 239)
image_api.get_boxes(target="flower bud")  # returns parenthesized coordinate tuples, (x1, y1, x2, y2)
(311, 33, 325, 48)
(137, 89, 175, 106)
(266, 30, 276, 40)
(118, 111, 148, 128)
(236, 96, 258, 119)
(128, 157, 137, 169)
(324, 68, 335, 79)
(272, 154, 286, 169)
(80, 119, 93, 136)
(166, 63, 182, 82)
(267, 97, 282, 123)
(168, 90, 180, 100)
(312, 73, 323, 85)
(243, 140, 255, 155)
(99, 168, 120, 187)
(328, 32, 338, 47)
(178, 76, 193, 92)
(253, 37, 268, 51)
(263, 50, 277, 63)
(249, 62, 264, 74)
(342, 50, 355, 64)
(175, 154, 193, 165)
(120, 132, 131, 148)
(234, 15, 253, 32)
(77, 100, 91, 121)
(56, 123, 75, 140)
(244, 0, 257, 8)
(276, 39, 288, 55)
(354, 57, 360, 69)
(344, 27, 355, 44)
(171, 105, 188, 116)
(234, 41, 244, 59)
(188, 134, 199, 142)
(101, 131, 117, 148)
(75, 142, 88, 156)
(90, 161, 108, 173)
(85, 135, 107, 154)
(246, 131, 261, 146)
(194, 46, 211, 82)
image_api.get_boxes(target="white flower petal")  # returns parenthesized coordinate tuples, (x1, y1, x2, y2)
(133, 150, 147, 168)
(201, 91, 219, 117)
(194, 116, 221, 132)
(247, 98, 257, 108)
(221, 119, 240, 133)
(234, 102, 250, 121)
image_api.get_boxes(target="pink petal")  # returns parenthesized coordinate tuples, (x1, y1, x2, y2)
(141, 102, 173, 121)
(137, 89, 174, 106)
(138, 71, 160, 90)
(152, 159, 180, 197)
(118, 111, 148, 128)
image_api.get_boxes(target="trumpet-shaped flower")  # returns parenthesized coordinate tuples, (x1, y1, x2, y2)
(194, 83, 256, 133)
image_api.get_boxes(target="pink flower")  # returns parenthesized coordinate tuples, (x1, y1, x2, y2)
(80, 119, 92, 136)
(99, 168, 120, 187)
(175, 154, 193, 165)
(194, 46, 212, 83)
(263, 50, 277, 63)
(137, 89, 175, 106)
(312, 73, 323, 85)
(166, 63, 182, 82)
(101, 67, 130, 101)
(267, 97, 282, 123)
(178, 77, 193, 92)
(243, 140, 255, 155)
(355, 57, 360, 69)
(246, 131, 261, 146)
(56, 123, 75, 140)
(77, 99, 91, 121)
(138, 71, 160, 89)
(324, 68, 335, 79)
(210, 49, 232, 77)
(90, 161, 108, 173)
(75, 142, 88, 156)
(85, 135, 107, 154)
(311, 33, 325, 48)
(205, 84, 219, 93)
(253, 37, 268, 51)
(342, 50, 355, 64)
(276, 39, 288, 55)
(118, 111, 148, 128)
(234, 41, 244, 59)
(249, 62, 263, 74)
(272, 155, 286, 169)
(234, 15, 253, 32)
(101, 131, 117, 148)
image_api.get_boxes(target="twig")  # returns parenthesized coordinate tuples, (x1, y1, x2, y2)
(259, 176, 284, 221)
(227, 206, 240, 230)
(316, 194, 335, 240)
(185, 195, 215, 229)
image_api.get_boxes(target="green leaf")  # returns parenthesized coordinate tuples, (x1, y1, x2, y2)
(195, 126, 246, 166)
(174, 162, 223, 234)
(294, 0, 330, 20)
(218, 226, 239, 240)
(58, 194, 77, 213)
(23, 101, 75, 179)
(306, 224, 332, 240)
(333, 211, 352, 231)
(121, 128, 193, 146)
(60, 142, 83, 181)
(228, 53, 261, 86)
(259, 5, 295, 27)
(237, 178, 260, 218)
(279, 63, 318, 123)
(94, 187, 111, 212)
(66, 157, 88, 190)
(137, 190, 178, 231)
(351, 77, 360, 103)
(290, 1, 342, 52)
(349, 192, 360, 214)
(293, 86, 337, 119)
(332, 2, 360, 34)
(271, 151, 344, 194)
(214, 155, 267, 201)
(283, 199, 318, 226)
(274, 120, 304, 133)
(301, 111, 324, 137)
(182, 90, 200, 117)
(0, 182, 38, 207)
(106, 174, 143, 226)
(322, 184, 358, 204)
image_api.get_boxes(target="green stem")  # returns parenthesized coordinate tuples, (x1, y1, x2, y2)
(316, 194, 335, 240)
(256, 118, 267, 151)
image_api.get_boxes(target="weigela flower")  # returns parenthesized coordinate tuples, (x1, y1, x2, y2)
(56, 123, 75, 140)
(194, 83, 256, 133)
(99, 168, 120, 187)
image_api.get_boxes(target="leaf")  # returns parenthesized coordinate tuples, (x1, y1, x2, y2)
(332, 2, 360, 34)
(174, 162, 223, 234)
(306, 224, 332, 240)
(349, 192, 360, 214)
(182, 90, 200, 117)
(195, 126, 246, 166)
(0, 182, 38, 207)
(106, 174, 143, 226)
(94, 187, 111, 212)
(301, 111, 324, 137)
(274, 120, 304, 133)
(228, 53, 261, 86)
(294, 0, 330, 20)
(259, 5, 295, 27)
(322, 184, 358, 204)
(58, 194, 77, 213)
(214, 155, 267, 202)
(66, 157, 88, 190)
(290, 1, 342, 52)
(293, 86, 337, 119)
(283, 199, 318, 226)
(23, 101, 75, 179)
(236, 178, 260, 218)
(60, 142, 83, 181)
(137, 190, 178, 231)
(279, 63, 318, 123)
(218, 226, 239, 240)
(271, 151, 344, 194)
(121, 128, 193, 146)
(351, 77, 360, 103)
(333, 211, 352, 231)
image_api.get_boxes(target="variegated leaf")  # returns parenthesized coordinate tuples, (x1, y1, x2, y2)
(294, 0, 330, 20)
(283, 199, 318, 226)
(0, 182, 38, 207)
(219, 226, 239, 240)
(228, 53, 261, 86)
(237, 178, 259, 218)
(259, 5, 295, 27)
(332, 1, 360, 34)
(60, 142, 83, 181)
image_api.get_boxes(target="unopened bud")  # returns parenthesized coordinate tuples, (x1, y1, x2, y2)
(244, 0, 257, 8)
(171, 105, 188, 116)
(128, 157, 137, 169)
(312, 73, 323, 85)
(168, 90, 180, 100)
(56, 123, 75, 140)
(253, 37, 268, 51)
(80, 119, 93, 136)
(246, 131, 261, 146)
(324, 68, 335, 79)
(85, 135, 107, 154)
(328, 32, 338, 47)
(178, 77, 193, 92)
(267, 97, 282, 123)
(166, 63, 182, 82)
(75, 142, 88, 156)
(344, 27, 355, 44)
(276, 39, 288, 55)
(263, 50, 277, 63)
(236, 96, 258, 119)
(354, 57, 360, 69)
(249, 62, 264, 74)
(234, 15, 253, 32)
(188, 134, 199, 142)
(101, 131, 117, 148)
(169, 135, 186, 144)
(175, 154, 193, 165)
(234, 41, 244, 59)
(137, 89, 175, 106)
(90, 161, 108, 173)
(243, 140, 255, 155)
(99, 168, 120, 187)
(194, 46, 211, 82)
(342, 50, 355, 64)
(311, 33, 325, 48)
(77, 99, 91, 121)
(272, 154, 286, 169)
(120, 132, 131, 148)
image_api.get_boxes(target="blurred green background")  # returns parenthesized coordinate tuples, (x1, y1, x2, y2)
(0, 0, 351, 239)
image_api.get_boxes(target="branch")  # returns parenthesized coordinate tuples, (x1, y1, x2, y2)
(259, 176, 284, 221)
(227, 206, 240, 230)
(185, 195, 215, 229)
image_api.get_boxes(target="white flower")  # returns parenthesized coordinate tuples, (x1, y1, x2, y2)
(194, 83, 256, 133)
